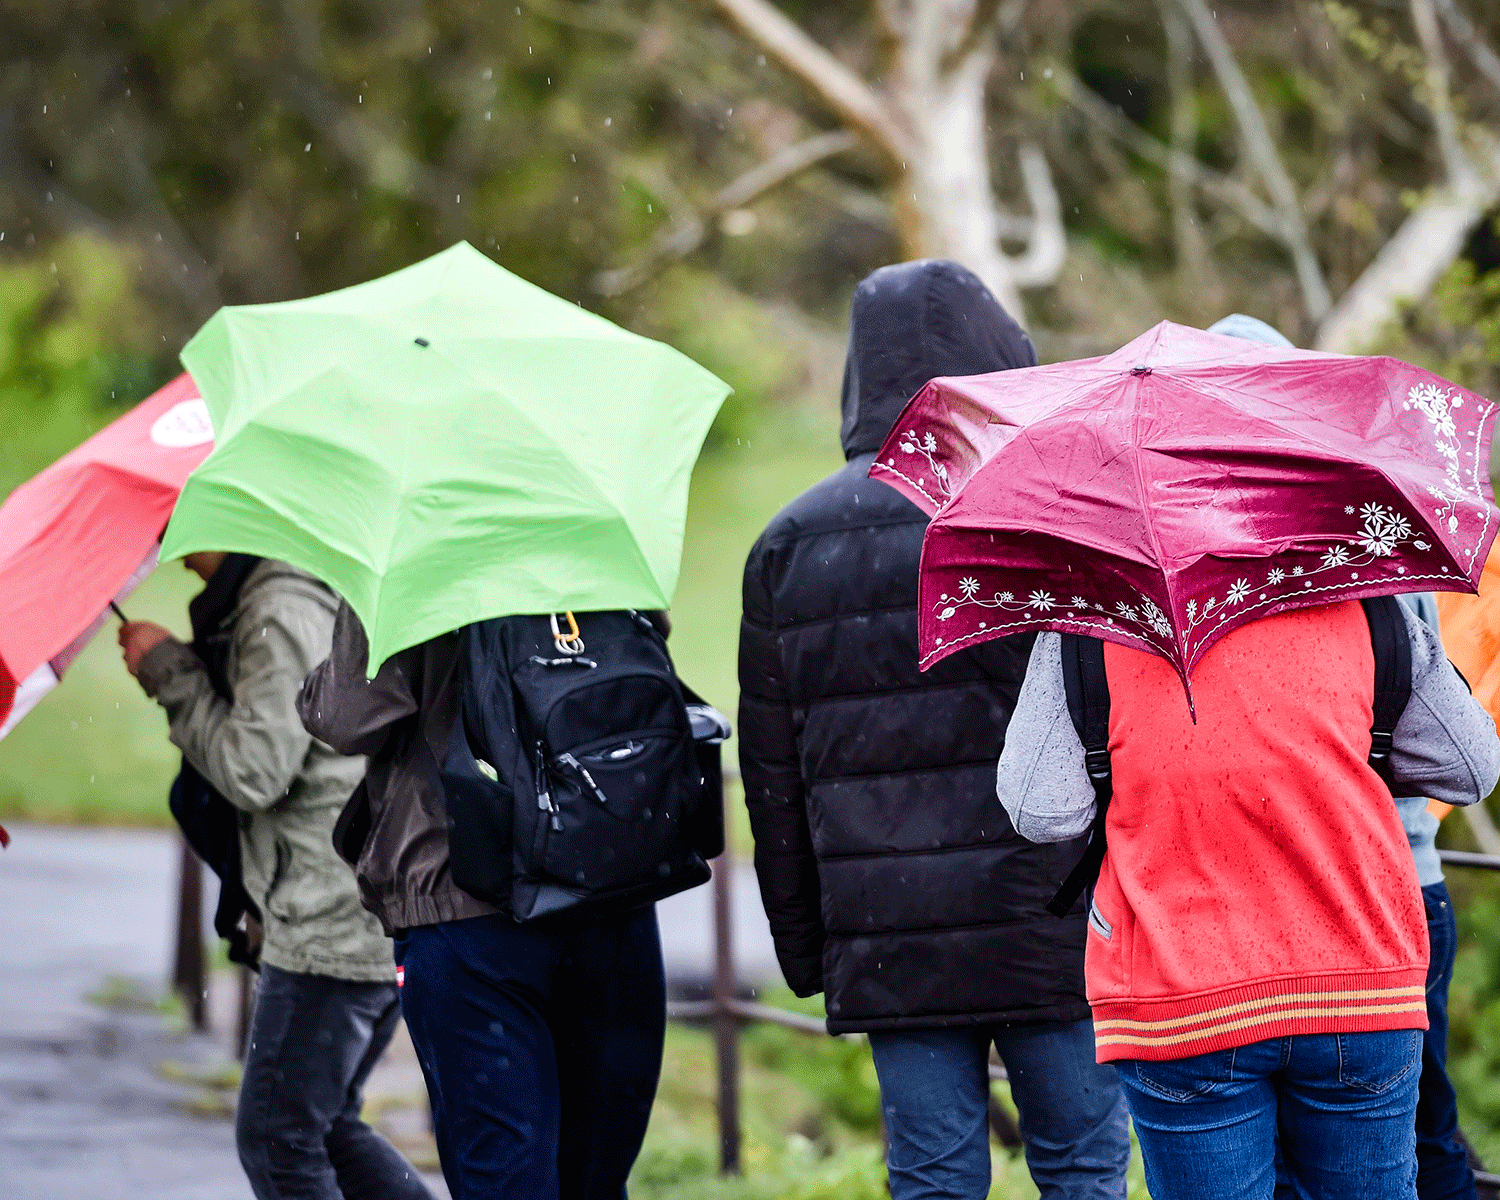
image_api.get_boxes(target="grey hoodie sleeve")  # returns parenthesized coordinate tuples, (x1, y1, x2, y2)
(1390, 601, 1500, 806)
(995, 610, 1500, 844)
(995, 633, 1096, 843)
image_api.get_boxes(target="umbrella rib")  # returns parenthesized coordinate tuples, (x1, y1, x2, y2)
(1127, 383, 1169, 592)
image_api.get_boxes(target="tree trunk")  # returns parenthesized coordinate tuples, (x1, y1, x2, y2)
(1314, 186, 1495, 352)
(890, 41, 1027, 318)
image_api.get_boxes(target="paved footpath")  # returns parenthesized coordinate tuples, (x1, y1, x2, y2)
(0, 823, 776, 1199)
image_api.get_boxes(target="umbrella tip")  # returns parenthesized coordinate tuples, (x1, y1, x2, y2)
(414, 337, 430, 347)
(1131, 365, 1152, 376)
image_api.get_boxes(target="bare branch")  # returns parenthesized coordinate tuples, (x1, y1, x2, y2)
(1410, 0, 1482, 190)
(1317, 0, 1500, 351)
(711, 128, 859, 209)
(998, 0, 1030, 34)
(1433, 0, 1500, 95)
(1004, 142, 1066, 286)
(1464, 798, 1500, 856)
(706, 0, 913, 164)
(592, 129, 859, 296)
(1171, 0, 1332, 318)
(1160, 0, 1212, 274)
(946, 0, 1005, 69)
(1053, 67, 1281, 240)
(1314, 183, 1496, 350)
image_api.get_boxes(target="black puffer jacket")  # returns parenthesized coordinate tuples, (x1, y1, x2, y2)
(738, 260, 1092, 1033)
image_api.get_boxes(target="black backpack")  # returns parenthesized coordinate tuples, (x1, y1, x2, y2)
(1045, 595, 1413, 918)
(440, 610, 727, 923)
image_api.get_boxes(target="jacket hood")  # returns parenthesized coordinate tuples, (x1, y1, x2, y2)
(239, 558, 340, 616)
(1206, 313, 1293, 348)
(839, 260, 1036, 460)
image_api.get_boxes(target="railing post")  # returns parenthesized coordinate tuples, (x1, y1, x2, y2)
(235, 965, 255, 1058)
(712, 781, 742, 1176)
(172, 834, 208, 1031)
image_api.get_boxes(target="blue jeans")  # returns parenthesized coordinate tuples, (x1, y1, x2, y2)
(1118, 1029, 1423, 1200)
(868, 1020, 1130, 1200)
(236, 964, 434, 1200)
(1417, 881, 1476, 1200)
(393, 908, 665, 1200)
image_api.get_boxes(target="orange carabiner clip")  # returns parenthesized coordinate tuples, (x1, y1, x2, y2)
(551, 611, 585, 655)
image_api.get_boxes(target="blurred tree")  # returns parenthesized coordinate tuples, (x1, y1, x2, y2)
(699, 0, 1066, 320)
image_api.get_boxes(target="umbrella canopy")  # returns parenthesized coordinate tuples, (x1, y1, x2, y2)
(871, 321, 1499, 692)
(0, 373, 213, 738)
(161, 242, 731, 673)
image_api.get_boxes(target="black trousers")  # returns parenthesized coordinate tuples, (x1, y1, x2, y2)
(237, 963, 434, 1200)
(394, 907, 666, 1200)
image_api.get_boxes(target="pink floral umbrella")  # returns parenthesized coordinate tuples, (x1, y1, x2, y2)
(871, 321, 1499, 698)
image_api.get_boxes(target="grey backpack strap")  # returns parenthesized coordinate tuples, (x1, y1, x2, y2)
(1046, 634, 1113, 918)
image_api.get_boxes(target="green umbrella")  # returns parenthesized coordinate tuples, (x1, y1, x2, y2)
(161, 242, 730, 671)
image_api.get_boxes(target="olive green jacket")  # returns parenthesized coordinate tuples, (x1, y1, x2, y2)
(138, 560, 393, 982)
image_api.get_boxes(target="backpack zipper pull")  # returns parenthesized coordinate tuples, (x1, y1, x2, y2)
(558, 752, 608, 806)
(535, 743, 562, 830)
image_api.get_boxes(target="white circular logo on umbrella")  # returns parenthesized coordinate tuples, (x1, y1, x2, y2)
(150, 398, 214, 448)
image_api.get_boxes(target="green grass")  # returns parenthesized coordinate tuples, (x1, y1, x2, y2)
(633, 997, 1150, 1200)
(0, 403, 844, 829)
(0, 565, 199, 825)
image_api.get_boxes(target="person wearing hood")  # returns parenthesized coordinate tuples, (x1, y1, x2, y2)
(737, 260, 1130, 1200)
(118, 554, 433, 1200)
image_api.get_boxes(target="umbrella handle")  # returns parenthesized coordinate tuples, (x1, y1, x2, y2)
(110, 601, 129, 622)
(550, 611, 585, 656)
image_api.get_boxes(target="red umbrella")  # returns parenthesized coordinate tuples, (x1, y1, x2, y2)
(0, 373, 214, 758)
(872, 321, 1499, 698)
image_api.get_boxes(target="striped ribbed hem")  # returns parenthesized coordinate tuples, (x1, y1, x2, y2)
(1091, 969, 1429, 1062)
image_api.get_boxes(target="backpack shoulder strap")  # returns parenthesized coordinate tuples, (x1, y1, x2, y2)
(1360, 596, 1413, 789)
(1047, 635, 1115, 917)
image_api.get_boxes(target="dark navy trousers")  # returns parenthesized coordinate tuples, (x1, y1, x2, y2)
(393, 907, 665, 1200)
(1416, 881, 1476, 1200)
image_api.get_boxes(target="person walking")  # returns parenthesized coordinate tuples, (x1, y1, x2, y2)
(995, 588, 1500, 1197)
(1399, 592, 1482, 1200)
(297, 607, 667, 1200)
(737, 259, 1130, 1200)
(1210, 313, 1485, 1200)
(119, 552, 432, 1200)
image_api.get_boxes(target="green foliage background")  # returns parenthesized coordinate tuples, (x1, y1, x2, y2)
(7, 0, 1500, 1192)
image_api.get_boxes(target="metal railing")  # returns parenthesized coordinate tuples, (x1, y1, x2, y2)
(664, 779, 1013, 1176)
(167, 805, 1500, 1181)
(662, 825, 1500, 1178)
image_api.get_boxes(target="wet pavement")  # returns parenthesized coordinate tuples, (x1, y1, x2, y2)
(0, 823, 777, 1199)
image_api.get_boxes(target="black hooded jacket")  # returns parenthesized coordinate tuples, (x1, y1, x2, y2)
(738, 261, 1092, 1033)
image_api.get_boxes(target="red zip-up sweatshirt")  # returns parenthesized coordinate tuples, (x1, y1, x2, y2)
(1002, 599, 1499, 1062)
(1084, 603, 1429, 1060)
